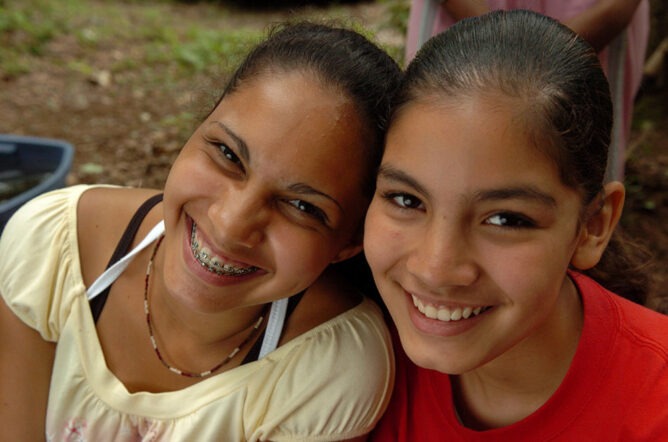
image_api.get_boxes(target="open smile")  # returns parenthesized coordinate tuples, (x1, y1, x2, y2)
(190, 222, 259, 277)
(411, 294, 491, 322)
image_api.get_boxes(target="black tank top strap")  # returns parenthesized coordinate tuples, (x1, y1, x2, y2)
(89, 193, 164, 323)
(241, 291, 305, 364)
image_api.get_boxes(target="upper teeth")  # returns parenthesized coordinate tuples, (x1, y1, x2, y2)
(191, 223, 257, 276)
(411, 294, 485, 322)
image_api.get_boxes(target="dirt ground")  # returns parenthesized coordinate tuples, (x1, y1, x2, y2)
(1, 1, 666, 310)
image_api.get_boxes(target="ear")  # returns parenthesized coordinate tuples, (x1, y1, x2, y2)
(570, 181, 625, 270)
(331, 242, 364, 264)
(331, 227, 364, 264)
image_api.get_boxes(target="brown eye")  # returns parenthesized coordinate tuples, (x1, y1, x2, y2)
(287, 199, 329, 224)
(217, 143, 243, 169)
(384, 192, 423, 210)
(486, 213, 536, 229)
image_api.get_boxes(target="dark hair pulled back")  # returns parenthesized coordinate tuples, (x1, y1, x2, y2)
(215, 21, 402, 197)
(395, 9, 652, 303)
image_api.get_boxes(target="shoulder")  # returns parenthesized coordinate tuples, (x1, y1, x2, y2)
(0, 184, 94, 277)
(77, 186, 162, 286)
(276, 295, 392, 374)
(293, 292, 390, 368)
(274, 267, 393, 390)
(614, 295, 668, 435)
(77, 186, 161, 224)
(565, 272, 668, 433)
(255, 297, 393, 440)
(2, 184, 89, 239)
(574, 272, 668, 354)
(574, 272, 668, 409)
(0, 185, 94, 339)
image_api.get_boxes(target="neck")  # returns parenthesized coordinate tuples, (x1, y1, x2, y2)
(154, 282, 266, 347)
(453, 276, 584, 429)
(147, 240, 267, 373)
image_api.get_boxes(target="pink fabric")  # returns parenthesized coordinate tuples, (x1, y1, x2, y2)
(405, 0, 650, 180)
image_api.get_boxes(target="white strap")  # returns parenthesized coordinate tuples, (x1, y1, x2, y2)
(86, 219, 288, 358)
(86, 221, 165, 300)
(259, 297, 289, 358)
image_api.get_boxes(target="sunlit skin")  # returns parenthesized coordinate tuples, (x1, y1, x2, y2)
(154, 70, 369, 358)
(363, 94, 616, 426)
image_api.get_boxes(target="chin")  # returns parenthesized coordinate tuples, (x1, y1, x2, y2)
(400, 333, 474, 375)
(408, 352, 454, 374)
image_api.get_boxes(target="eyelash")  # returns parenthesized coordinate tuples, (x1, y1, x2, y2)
(382, 191, 424, 211)
(485, 212, 537, 229)
(286, 199, 329, 224)
(382, 191, 537, 230)
(216, 143, 245, 172)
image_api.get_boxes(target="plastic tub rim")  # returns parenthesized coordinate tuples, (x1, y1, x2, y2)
(0, 134, 74, 214)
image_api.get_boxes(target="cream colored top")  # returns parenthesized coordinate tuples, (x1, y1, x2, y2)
(0, 185, 394, 441)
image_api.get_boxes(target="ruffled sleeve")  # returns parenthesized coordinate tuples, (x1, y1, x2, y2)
(0, 185, 90, 341)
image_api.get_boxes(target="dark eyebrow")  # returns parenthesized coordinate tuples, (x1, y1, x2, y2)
(214, 122, 250, 163)
(287, 182, 344, 215)
(379, 164, 556, 207)
(474, 187, 557, 207)
(211, 122, 343, 218)
(377, 164, 431, 199)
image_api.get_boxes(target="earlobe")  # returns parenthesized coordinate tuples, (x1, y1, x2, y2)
(331, 225, 364, 264)
(331, 243, 363, 264)
(571, 181, 625, 270)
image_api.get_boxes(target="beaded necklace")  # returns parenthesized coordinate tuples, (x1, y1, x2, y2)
(144, 235, 266, 378)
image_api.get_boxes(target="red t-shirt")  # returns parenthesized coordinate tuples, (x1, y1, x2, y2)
(371, 273, 668, 441)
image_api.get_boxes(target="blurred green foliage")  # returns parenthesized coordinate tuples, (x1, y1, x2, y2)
(0, 0, 77, 76)
(380, 0, 409, 37)
(0, 0, 264, 79)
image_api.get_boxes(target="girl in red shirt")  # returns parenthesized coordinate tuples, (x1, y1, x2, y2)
(366, 9, 668, 440)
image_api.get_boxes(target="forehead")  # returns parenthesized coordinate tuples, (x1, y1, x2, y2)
(209, 70, 370, 200)
(384, 95, 561, 191)
(218, 71, 361, 144)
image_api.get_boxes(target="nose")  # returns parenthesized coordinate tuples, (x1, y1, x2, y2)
(208, 186, 268, 249)
(405, 220, 478, 290)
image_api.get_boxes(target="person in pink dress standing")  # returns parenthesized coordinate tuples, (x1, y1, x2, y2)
(405, 0, 650, 181)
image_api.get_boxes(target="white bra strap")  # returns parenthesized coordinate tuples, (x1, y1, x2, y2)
(86, 221, 165, 300)
(259, 297, 289, 358)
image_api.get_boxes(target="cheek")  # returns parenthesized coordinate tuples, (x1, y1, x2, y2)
(272, 228, 343, 282)
(489, 241, 573, 304)
(163, 150, 197, 203)
(363, 208, 404, 275)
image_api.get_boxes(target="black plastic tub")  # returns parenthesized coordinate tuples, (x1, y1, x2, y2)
(0, 135, 74, 233)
